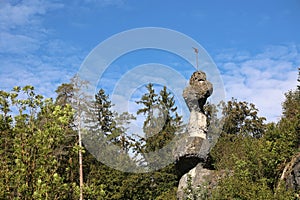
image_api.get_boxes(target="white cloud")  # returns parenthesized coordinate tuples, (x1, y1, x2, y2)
(217, 44, 299, 122)
(0, 0, 82, 99)
(0, 0, 65, 54)
(0, 59, 76, 98)
(0, 0, 63, 31)
(0, 32, 39, 54)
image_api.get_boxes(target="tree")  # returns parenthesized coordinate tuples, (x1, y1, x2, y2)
(55, 75, 92, 200)
(92, 89, 115, 134)
(55, 79, 136, 199)
(70, 75, 92, 200)
(82, 88, 136, 199)
(119, 168, 178, 200)
(135, 84, 182, 154)
(209, 70, 300, 199)
(122, 84, 183, 199)
(209, 98, 267, 170)
(219, 98, 266, 138)
(0, 90, 13, 198)
(55, 83, 74, 107)
(86, 88, 134, 147)
(280, 69, 300, 147)
(0, 86, 77, 199)
(54, 81, 82, 199)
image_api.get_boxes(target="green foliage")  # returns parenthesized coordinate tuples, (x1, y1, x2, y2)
(123, 84, 182, 199)
(86, 88, 135, 149)
(55, 83, 74, 107)
(0, 83, 181, 199)
(1, 69, 298, 199)
(209, 72, 300, 199)
(219, 98, 266, 138)
(93, 89, 116, 135)
(84, 162, 125, 200)
(0, 86, 78, 199)
(135, 83, 182, 154)
(120, 166, 178, 200)
(210, 133, 297, 199)
(183, 174, 210, 200)
(155, 187, 177, 200)
(281, 79, 300, 147)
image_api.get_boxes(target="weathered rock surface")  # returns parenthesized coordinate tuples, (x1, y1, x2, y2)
(177, 163, 214, 199)
(279, 152, 300, 191)
(183, 71, 213, 113)
(174, 71, 215, 199)
(174, 136, 204, 175)
(174, 136, 212, 176)
(188, 110, 207, 138)
(177, 163, 228, 200)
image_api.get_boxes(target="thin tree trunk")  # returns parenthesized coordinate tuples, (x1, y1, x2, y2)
(78, 102, 84, 200)
(79, 128, 84, 200)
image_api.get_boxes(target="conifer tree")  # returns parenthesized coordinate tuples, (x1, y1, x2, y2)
(136, 84, 182, 154)
(125, 84, 182, 199)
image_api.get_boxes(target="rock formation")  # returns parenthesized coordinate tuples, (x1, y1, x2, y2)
(174, 71, 214, 199)
(183, 71, 213, 138)
(175, 71, 299, 199)
(278, 152, 300, 191)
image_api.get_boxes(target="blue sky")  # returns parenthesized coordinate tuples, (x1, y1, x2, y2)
(0, 0, 299, 122)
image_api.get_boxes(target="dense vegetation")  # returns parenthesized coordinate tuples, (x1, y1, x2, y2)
(0, 69, 299, 199)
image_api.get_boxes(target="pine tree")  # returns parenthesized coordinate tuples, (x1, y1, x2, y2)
(55, 83, 74, 107)
(84, 88, 135, 154)
(136, 83, 158, 139)
(136, 84, 182, 154)
(125, 84, 182, 199)
(94, 89, 115, 134)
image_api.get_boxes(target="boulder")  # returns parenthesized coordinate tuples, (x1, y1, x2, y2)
(177, 163, 230, 199)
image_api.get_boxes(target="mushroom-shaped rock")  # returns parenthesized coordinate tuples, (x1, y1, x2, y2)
(183, 71, 213, 112)
(174, 70, 213, 176)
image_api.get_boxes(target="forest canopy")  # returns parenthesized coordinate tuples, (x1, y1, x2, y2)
(0, 69, 299, 199)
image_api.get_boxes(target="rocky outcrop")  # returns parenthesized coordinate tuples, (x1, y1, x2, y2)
(174, 71, 215, 199)
(177, 164, 213, 199)
(177, 163, 229, 199)
(182, 71, 212, 140)
(278, 152, 300, 191)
